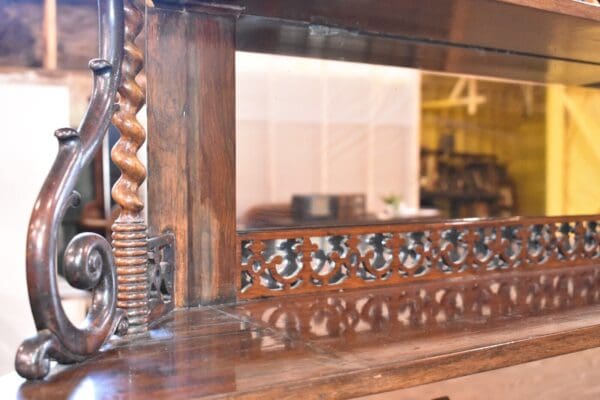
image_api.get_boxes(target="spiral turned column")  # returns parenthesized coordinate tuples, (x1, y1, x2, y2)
(111, 0, 149, 334)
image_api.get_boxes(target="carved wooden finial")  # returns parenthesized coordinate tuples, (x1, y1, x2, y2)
(111, 0, 150, 334)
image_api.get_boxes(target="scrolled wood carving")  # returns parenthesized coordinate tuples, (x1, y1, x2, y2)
(15, 0, 127, 380)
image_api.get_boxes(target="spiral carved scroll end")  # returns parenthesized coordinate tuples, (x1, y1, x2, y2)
(15, 330, 80, 380)
(16, 232, 129, 380)
(15, 311, 127, 380)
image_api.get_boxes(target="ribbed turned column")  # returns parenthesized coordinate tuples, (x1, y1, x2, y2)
(111, 0, 149, 334)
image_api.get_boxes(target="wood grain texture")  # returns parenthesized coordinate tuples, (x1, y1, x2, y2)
(7, 265, 600, 398)
(146, 6, 236, 307)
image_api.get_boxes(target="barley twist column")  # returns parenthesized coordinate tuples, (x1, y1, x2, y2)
(111, 0, 149, 334)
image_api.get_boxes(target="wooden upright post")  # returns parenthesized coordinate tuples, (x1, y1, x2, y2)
(146, 5, 237, 306)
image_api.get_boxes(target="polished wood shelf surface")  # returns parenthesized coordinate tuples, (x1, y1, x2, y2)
(5, 265, 600, 399)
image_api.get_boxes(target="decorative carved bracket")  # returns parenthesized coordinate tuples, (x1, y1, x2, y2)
(15, 0, 174, 380)
(15, 0, 126, 380)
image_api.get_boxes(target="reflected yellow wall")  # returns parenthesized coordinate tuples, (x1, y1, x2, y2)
(421, 75, 546, 215)
(546, 85, 600, 216)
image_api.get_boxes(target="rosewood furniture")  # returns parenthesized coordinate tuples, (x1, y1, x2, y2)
(6, 0, 600, 398)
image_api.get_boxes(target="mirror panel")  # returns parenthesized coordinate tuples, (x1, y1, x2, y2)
(236, 52, 600, 230)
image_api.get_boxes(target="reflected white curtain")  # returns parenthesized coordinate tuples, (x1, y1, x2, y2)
(236, 52, 421, 219)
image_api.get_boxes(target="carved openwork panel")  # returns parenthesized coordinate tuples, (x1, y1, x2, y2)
(147, 232, 175, 321)
(238, 216, 600, 298)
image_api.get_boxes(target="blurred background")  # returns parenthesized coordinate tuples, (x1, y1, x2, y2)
(2, 0, 600, 376)
(1, 0, 100, 376)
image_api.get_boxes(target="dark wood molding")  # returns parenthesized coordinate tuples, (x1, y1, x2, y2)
(149, 1, 600, 85)
(199, 0, 600, 64)
(236, 15, 600, 87)
(153, 0, 600, 21)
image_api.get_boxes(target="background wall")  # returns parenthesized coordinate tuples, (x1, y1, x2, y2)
(236, 52, 422, 222)
(0, 70, 93, 376)
(0, 79, 68, 375)
(0, 0, 97, 70)
(546, 85, 600, 216)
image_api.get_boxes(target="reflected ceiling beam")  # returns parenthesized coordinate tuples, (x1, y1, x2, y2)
(43, 0, 57, 70)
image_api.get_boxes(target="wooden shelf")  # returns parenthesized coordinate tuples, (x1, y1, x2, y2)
(153, 0, 600, 85)
(230, 0, 600, 61)
(7, 265, 600, 399)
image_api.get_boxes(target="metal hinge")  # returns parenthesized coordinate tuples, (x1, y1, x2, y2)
(148, 231, 176, 322)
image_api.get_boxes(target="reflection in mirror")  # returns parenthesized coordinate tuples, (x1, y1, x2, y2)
(236, 52, 600, 229)
(237, 264, 600, 342)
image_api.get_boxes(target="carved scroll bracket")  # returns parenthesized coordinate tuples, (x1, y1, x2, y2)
(17, 0, 175, 379)
(15, 0, 127, 380)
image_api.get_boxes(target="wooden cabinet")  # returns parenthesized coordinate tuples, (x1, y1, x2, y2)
(6, 0, 600, 398)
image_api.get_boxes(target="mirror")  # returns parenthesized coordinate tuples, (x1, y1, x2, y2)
(236, 52, 600, 230)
